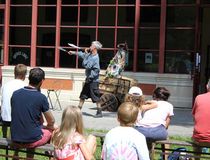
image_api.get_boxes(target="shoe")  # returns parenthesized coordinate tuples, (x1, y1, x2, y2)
(94, 110, 103, 118)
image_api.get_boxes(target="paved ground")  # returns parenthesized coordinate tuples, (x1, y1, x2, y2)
(51, 100, 194, 137)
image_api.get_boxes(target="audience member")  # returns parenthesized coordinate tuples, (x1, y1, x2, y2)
(192, 78, 210, 160)
(135, 87, 174, 142)
(102, 102, 150, 160)
(1, 64, 27, 138)
(10, 68, 56, 155)
(51, 105, 96, 160)
(124, 86, 157, 122)
(134, 87, 173, 159)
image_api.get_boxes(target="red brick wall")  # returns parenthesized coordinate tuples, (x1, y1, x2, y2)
(138, 83, 156, 95)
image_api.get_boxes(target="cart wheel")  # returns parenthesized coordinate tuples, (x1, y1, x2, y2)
(100, 93, 119, 112)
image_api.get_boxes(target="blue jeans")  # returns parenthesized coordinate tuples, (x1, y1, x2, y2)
(135, 125, 168, 142)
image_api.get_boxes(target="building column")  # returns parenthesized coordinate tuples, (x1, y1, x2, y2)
(159, 0, 166, 73)
(3, 0, 10, 65)
(30, 0, 38, 67)
(134, 0, 140, 72)
(55, 0, 61, 68)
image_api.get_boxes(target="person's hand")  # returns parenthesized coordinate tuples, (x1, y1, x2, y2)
(68, 51, 73, 55)
(85, 48, 90, 53)
(43, 123, 58, 131)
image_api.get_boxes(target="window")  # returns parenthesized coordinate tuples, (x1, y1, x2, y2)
(118, 0, 135, 4)
(0, 0, 5, 4)
(167, 0, 195, 4)
(166, 29, 195, 50)
(36, 2, 56, 67)
(3, 0, 198, 75)
(165, 4, 196, 74)
(60, 27, 77, 68)
(139, 29, 159, 49)
(79, 28, 95, 47)
(99, 7, 115, 26)
(36, 48, 55, 67)
(117, 29, 134, 48)
(38, 0, 56, 4)
(9, 27, 31, 45)
(100, 0, 117, 4)
(98, 29, 114, 48)
(38, 6, 56, 25)
(8, 3, 32, 65)
(140, 7, 161, 27)
(138, 4, 160, 72)
(59, 1, 136, 70)
(118, 6, 135, 26)
(9, 47, 30, 65)
(137, 51, 159, 72)
(80, 7, 96, 26)
(141, 0, 161, 4)
(61, 6, 78, 25)
(201, 0, 210, 4)
(11, 0, 31, 4)
(166, 7, 196, 27)
(37, 28, 55, 46)
(10, 6, 32, 25)
(165, 52, 193, 74)
(60, 28, 77, 47)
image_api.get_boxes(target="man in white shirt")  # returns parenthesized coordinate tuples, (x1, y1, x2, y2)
(1, 64, 27, 138)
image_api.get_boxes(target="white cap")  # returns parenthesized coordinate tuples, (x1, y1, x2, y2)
(92, 41, 102, 50)
(128, 86, 143, 96)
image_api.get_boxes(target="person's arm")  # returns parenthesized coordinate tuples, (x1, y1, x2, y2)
(43, 110, 56, 130)
(79, 140, 95, 160)
(68, 50, 86, 59)
(141, 100, 157, 111)
(135, 134, 150, 160)
(165, 115, 171, 129)
(192, 96, 198, 116)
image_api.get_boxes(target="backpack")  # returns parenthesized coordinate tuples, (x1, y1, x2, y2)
(167, 147, 190, 160)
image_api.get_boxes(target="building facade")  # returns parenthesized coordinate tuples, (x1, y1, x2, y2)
(0, 0, 210, 108)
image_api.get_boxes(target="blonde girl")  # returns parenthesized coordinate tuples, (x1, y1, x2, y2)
(51, 106, 96, 160)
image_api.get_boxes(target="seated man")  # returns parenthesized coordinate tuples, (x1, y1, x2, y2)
(1, 64, 27, 138)
(10, 68, 56, 156)
(192, 78, 210, 160)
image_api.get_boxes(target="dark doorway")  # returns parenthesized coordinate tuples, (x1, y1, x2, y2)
(199, 7, 210, 93)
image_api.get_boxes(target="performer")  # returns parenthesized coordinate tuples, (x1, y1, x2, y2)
(68, 41, 103, 118)
(105, 42, 128, 78)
